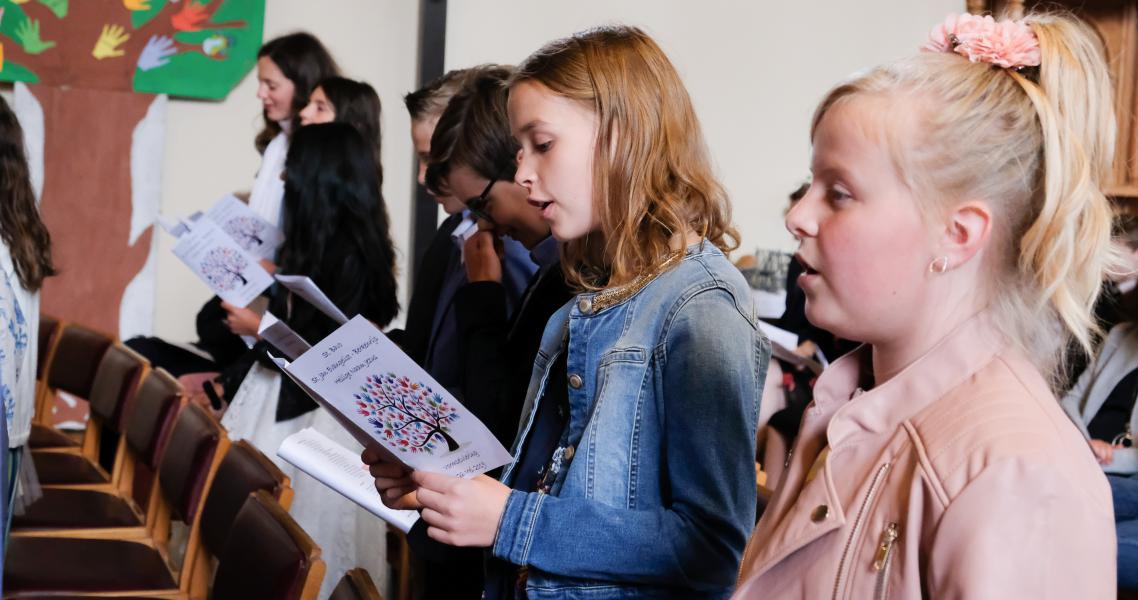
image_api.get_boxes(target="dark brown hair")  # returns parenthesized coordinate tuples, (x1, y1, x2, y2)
(0, 96, 54, 291)
(424, 65, 517, 196)
(317, 76, 383, 185)
(255, 32, 340, 153)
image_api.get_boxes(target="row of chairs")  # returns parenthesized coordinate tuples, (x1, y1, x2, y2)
(5, 316, 386, 600)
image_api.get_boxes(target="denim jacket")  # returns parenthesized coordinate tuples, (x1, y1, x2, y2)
(490, 243, 770, 599)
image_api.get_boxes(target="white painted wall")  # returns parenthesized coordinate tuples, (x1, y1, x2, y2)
(445, 0, 960, 255)
(4, 1, 963, 342)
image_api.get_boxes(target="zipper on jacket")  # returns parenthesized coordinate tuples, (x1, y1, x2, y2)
(832, 462, 891, 600)
(872, 522, 900, 600)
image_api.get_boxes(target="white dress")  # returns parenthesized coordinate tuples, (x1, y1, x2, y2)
(221, 362, 390, 599)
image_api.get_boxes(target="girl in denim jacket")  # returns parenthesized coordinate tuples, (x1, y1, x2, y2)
(367, 26, 770, 599)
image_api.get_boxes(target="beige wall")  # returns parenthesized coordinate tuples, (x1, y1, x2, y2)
(445, 0, 960, 255)
(6, 1, 963, 341)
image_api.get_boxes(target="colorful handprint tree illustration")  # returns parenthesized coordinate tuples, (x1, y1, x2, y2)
(0, 0, 262, 98)
(0, 0, 263, 336)
(199, 246, 248, 291)
(221, 215, 266, 250)
(355, 374, 463, 454)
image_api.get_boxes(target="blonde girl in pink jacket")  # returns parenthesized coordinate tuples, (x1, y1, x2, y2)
(737, 12, 1121, 599)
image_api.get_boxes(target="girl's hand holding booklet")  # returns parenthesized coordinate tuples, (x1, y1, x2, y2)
(261, 278, 513, 531)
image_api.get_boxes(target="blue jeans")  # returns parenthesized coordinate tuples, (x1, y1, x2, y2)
(1109, 474, 1138, 588)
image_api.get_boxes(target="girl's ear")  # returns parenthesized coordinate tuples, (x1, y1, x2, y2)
(938, 200, 992, 269)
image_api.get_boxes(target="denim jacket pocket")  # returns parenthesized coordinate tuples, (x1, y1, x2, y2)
(580, 346, 652, 504)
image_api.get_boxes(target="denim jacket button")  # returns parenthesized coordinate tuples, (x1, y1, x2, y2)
(811, 505, 830, 522)
(568, 374, 583, 389)
(563, 445, 575, 460)
(577, 297, 593, 314)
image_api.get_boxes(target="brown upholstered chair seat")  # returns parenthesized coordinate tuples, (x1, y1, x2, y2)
(4, 537, 175, 595)
(31, 451, 109, 485)
(210, 491, 321, 600)
(27, 424, 80, 449)
(13, 489, 142, 530)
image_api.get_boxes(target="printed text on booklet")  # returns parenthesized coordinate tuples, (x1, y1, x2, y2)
(283, 316, 513, 478)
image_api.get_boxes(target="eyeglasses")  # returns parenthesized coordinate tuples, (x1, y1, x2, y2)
(464, 177, 498, 225)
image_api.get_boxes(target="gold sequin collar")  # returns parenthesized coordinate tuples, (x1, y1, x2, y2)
(576, 250, 685, 315)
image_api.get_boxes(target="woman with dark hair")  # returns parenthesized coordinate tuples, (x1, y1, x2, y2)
(251, 31, 340, 227)
(274, 121, 399, 343)
(219, 122, 398, 597)
(299, 76, 383, 185)
(222, 121, 399, 427)
(127, 32, 339, 381)
(0, 95, 54, 535)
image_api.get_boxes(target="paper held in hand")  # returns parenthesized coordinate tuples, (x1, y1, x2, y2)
(258, 311, 310, 361)
(171, 219, 273, 308)
(277, 427, 420, 533)
(159, 195, 283, 259)
(274, 315, 513, 478)
(274, 274, 349, 324)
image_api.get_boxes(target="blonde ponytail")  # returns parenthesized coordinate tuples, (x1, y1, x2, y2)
(1012, 14, 1122, 362)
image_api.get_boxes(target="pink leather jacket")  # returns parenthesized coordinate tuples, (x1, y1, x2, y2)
(736, 312, 1115, 599)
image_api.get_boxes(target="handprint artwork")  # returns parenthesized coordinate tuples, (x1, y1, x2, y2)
(170, 0, 209, 32)
(92, 24, 129, 59)
(14, 19, 54, 54)
(0, 0, 262, 98)
(137, 34, 175, 71)
(199, 246, 249, 291)
(355, 374, 462, 454)
(0, 0, 264, 335)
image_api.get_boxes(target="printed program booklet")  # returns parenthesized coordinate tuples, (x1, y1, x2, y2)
(171, 218, 273, 307)
(205, 194, 284, 260)
(275, 315, 513, 479)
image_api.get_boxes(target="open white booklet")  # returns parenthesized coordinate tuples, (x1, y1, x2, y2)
(272, 315, 513, 478)
(278, 427, 420, 533)
(171, 219, 273, 307)
(206, 195, 284, 260)
(159, 195, 283, 259)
